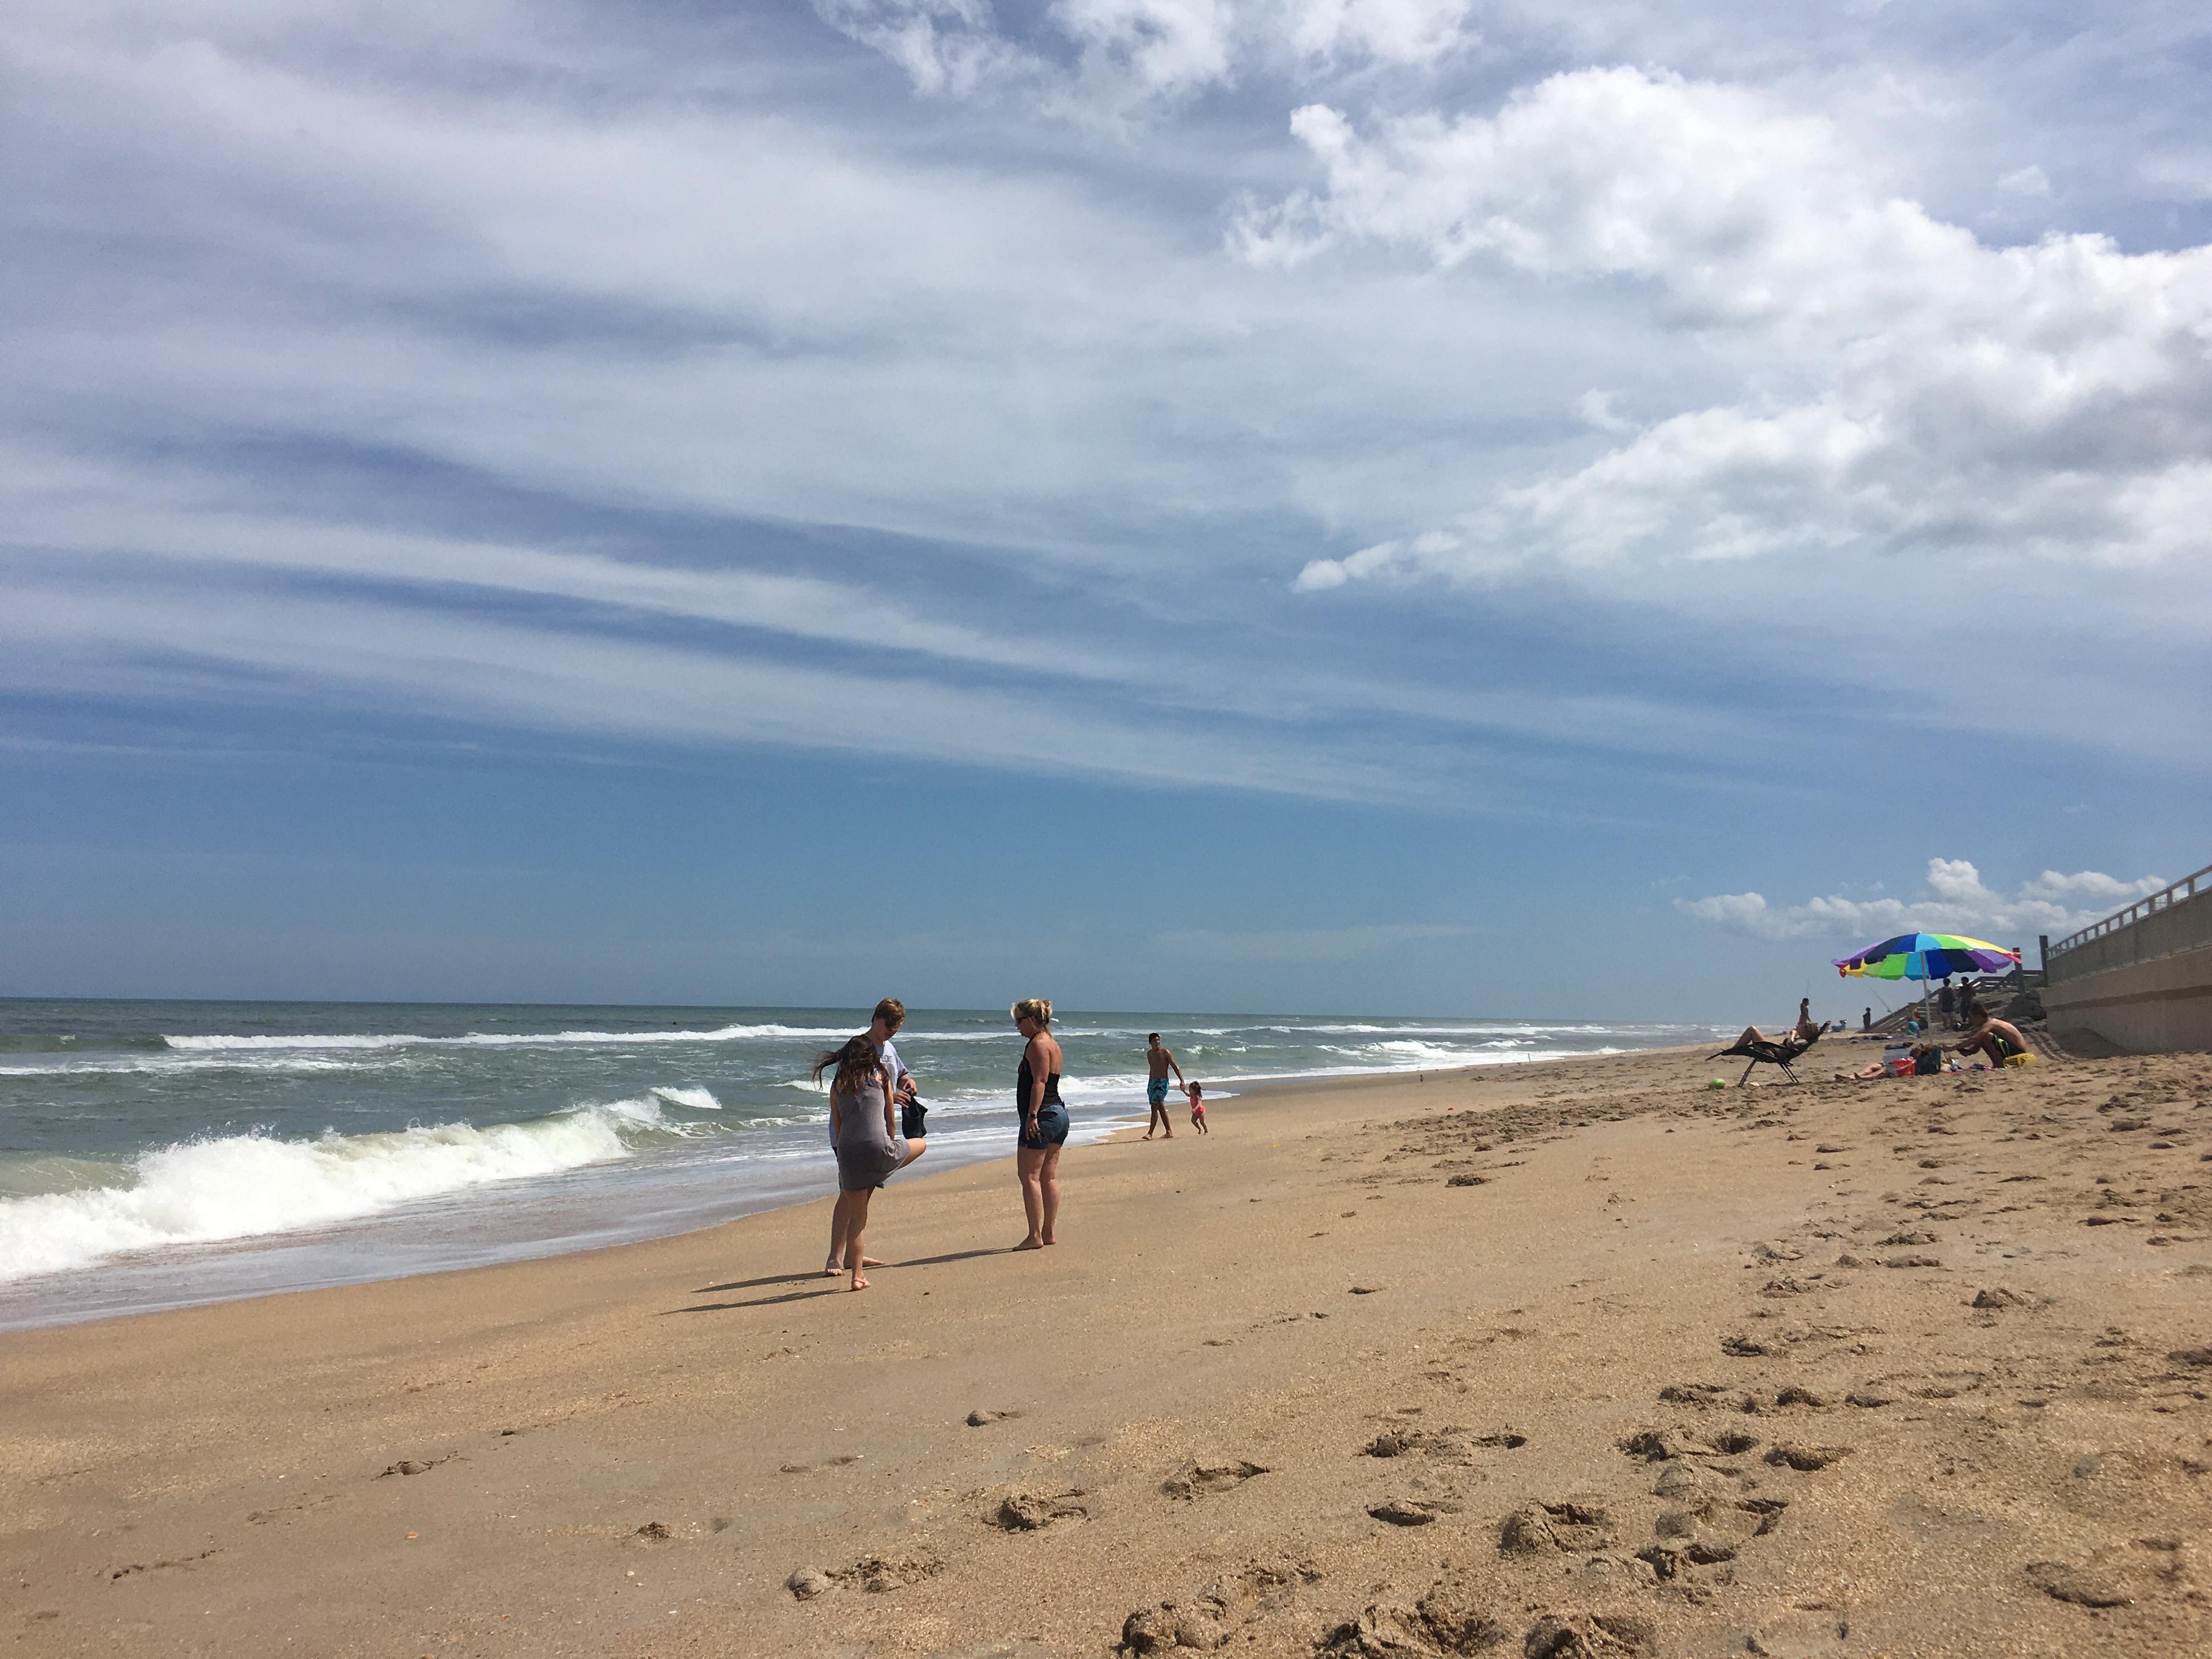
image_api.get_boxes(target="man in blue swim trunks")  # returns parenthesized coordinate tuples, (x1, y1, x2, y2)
(1143, 1033, 1185, 1140)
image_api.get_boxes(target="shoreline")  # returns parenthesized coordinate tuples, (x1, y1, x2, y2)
(0, 1044, 1688, 1335)
(8, 1040, 2203, 1657)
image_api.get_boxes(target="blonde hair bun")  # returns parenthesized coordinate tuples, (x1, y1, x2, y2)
(1010, 997, 1053, 1027)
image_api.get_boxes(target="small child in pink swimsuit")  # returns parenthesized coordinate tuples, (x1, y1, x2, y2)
(1186, 1081, 1207, 1134)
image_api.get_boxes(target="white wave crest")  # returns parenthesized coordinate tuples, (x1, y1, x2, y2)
(161, 1022, 858, 1053)
(0, 1096, 683, 1283)
(0, 1052, 382, 1078)
(649, 1086, 722, 1111)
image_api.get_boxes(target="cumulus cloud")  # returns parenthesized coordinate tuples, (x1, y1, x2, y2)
(1676, 858, 2168, 946)
(1251, 67, 2212, 593)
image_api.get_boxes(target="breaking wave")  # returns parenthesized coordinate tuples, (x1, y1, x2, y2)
(160, 1023, 858, 1052)
(0, 1094, 702, 1284)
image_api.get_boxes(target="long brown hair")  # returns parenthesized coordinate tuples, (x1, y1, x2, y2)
(812, 1033, 884, 1099)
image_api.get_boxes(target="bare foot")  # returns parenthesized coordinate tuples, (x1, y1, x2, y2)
(1141, 1133, 1154, 1141)
(859, 1255, 886, 1268)
(1012, 1238, 1045, 1252)
(850, 1273, 870, 1290)
(824, 1259, 843, 1277)
(1041, 1235, 1056, 1246)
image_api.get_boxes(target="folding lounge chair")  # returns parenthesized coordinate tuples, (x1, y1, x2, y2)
(1710, 1027, 1820, 1086)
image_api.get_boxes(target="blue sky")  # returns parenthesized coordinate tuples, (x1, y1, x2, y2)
(2, 1, 2205, 1018)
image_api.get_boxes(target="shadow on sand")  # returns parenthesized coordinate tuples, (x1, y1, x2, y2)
(669, 1246, 1018, 1314)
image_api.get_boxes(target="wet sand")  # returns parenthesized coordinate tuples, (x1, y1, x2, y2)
(5, 1041, 2209, 1657)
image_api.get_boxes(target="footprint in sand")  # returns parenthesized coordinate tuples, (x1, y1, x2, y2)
(1657, 1382, 1742, 1410)
(1161, 1459, 1270, 1501)
(376, 1455, 456, 1478)
(987, 1488, 1088, 1531)
(822, 1550, 942, 1594)
(1619, 1427, 1725, 1462)
(1369, 1495, 1460, 1526)
(1122, 1558, 1321, 1654)
(1764, 1444, 1850, 1471)
(1499, 1500, 1613, 1554)
(778, 1452, 863, 1474)
(1525, 1612, 1657, 1658)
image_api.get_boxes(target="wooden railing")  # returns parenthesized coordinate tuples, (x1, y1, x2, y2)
(2046, 861, 2212, 984)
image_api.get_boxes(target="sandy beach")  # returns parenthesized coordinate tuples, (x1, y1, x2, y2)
(5, 1040, 2209, 1658)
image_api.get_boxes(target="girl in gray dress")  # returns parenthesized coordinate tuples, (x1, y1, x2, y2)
(815, 1035, 925, 1291)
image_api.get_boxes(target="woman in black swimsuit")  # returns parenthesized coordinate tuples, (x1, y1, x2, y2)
(1011, 997, 1068, 1251)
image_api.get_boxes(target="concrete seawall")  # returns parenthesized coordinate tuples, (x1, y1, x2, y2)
(2045, 868, 2212, 1055)
(2045, 942, 2212, 1055)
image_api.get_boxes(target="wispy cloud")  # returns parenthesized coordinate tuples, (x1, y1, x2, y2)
(813, 0, 1479, 122)
(1676, 858, 2168, 946)
(0, 568, 1445, 804)
(3, 0, 2206, 845)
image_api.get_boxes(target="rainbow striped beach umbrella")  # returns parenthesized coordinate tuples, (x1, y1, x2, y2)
(1833, 933, 2021, 981)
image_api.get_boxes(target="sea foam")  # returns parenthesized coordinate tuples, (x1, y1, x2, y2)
(0, 1096, 688, 1283)
(160, 1022, 854, 1052)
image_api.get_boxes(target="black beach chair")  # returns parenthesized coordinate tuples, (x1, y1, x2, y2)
(1710, 1027, 1820, 1086)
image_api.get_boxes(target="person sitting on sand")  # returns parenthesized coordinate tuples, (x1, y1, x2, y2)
(1012, 998, 1069, 1251)
(1953, 1007, 2029, 1070)
(1735, 997, 1819, 1052)
(1143, 1033, 1185, 1139)
(1186, 1080, 1207, 1135)
(817, 1034, 925, 1291)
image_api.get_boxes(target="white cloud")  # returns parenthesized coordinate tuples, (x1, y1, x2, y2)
(1251, 67, 2212, 593)
(1676, 857, 2168, 946)
(0, 569, 1432, 804)
(812, 1, 1041, 99)
(1575, 388, 1630, 432)
(812, 0, 1476, 118)
(1996, 164, 2051, 199)
(1153, 920, 1475, 961)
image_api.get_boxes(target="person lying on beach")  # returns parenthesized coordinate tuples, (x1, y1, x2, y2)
(1953, 1009, 2029, 1070)
(827, 998, 918, 1275)
(1734, 997, 1819, 1052)
(1012, 998, 1068, 1251)
(1187, 1080, 1207, 1134)
(817, 1033, 925, 1291)
(1143, 1033, 1185, 1139)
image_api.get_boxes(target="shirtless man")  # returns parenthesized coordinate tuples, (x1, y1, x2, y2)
(1143, 1033, 1185, 1140)
(1954, 1006, 2030, 1069)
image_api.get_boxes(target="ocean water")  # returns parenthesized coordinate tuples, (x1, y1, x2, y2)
(0, 1000, 1726, 1328)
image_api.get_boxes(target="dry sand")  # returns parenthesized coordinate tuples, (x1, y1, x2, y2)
(5, 1041, 2210, 1658)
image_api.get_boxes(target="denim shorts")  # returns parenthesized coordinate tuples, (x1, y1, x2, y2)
(1020, 1103, 1070, 1149)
